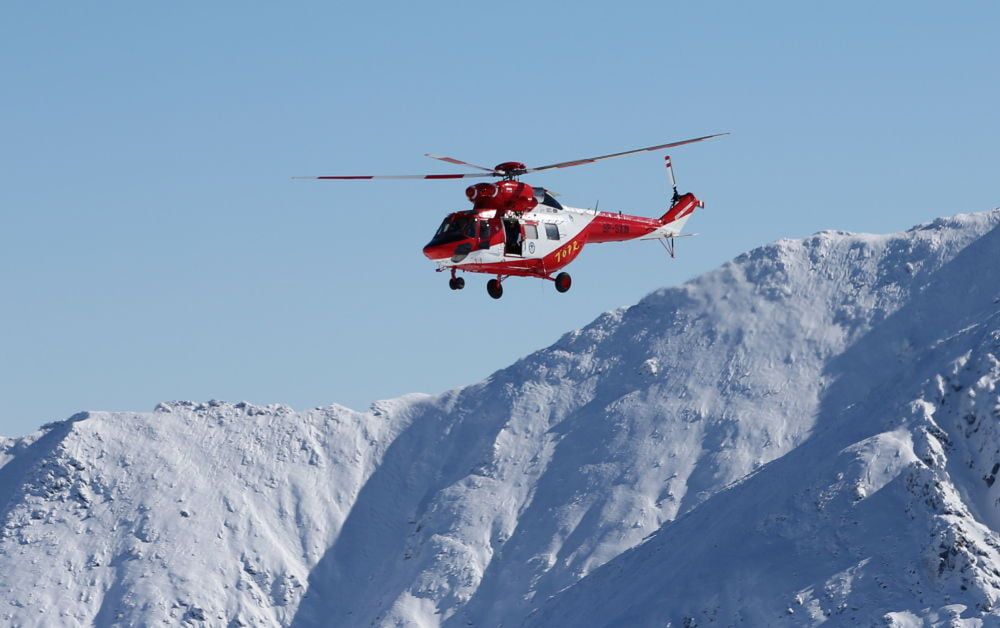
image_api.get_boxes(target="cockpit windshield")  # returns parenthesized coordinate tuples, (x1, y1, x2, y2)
(433, 213, 476, 240)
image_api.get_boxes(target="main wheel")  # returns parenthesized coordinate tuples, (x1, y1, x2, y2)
(554, 272, 572, 293)
(487, 278, 503, 299)
(454, 277, 465, 290)
(448, 278, 458, 290)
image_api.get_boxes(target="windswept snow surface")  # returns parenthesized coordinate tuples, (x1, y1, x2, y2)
(1, 210, 1000, 626)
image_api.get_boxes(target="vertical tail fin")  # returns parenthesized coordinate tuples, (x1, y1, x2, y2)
(658, 193, 701, 235)
(657, 156, 701, 234)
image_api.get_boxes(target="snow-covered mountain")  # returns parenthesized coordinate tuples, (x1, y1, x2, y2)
(2, 210, 999, 627)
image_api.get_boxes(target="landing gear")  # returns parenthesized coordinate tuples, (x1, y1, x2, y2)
(554, 272, 572, 293)
(448, 277, 465, 290)
(487, 278, 503, 299)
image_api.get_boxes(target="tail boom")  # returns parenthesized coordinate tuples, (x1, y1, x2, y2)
(580, 191, 702, 244)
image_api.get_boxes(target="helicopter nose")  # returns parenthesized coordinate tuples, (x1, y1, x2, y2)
(422, 241, 448, 260)
(424, 240, 473, 263)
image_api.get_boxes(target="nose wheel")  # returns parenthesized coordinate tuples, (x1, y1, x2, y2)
(554, 272, 572, 293)
(448, 277, 465, 290)
(487, 278, 503, 299)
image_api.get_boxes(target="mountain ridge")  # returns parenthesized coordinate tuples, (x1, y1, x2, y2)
(1, 209, 998, 626)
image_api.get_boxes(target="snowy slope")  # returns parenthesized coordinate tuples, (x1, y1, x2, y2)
(530, 212, 1000, 627)
(0, 210, 998, 627)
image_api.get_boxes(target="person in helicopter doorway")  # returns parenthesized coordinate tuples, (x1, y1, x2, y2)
(504, 218, 523, 256)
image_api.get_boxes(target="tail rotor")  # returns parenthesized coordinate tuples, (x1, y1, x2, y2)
(665, 155, 680, 202)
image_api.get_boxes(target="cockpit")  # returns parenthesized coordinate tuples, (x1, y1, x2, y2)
(423, 211, 485, 262)
(430, 212, 476, 244)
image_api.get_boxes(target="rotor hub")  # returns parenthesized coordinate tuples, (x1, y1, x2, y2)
(493, 161, 527, 178)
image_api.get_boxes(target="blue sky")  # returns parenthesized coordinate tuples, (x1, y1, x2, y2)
(2, 2, 998, 436)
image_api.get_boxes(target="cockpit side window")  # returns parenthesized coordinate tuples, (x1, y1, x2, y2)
(545, 223, 560, 240)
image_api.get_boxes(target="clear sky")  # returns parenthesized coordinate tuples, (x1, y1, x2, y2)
(2, 2, 998, 437)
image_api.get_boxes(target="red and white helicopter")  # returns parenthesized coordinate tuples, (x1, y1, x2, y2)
(298, 133, 726, 299)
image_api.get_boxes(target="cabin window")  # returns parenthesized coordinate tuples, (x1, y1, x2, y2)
(523, 224, 538, 240)
(545, 224, 560, 240)
(479, 221, 491, 239)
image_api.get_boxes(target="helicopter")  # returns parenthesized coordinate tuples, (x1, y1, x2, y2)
(296, 133, 726, 299)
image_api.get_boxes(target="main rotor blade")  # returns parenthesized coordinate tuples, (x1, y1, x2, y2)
(526, 133, 729, 173)
(292, 172, 495, 181)
(424, 153, 496, 173)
